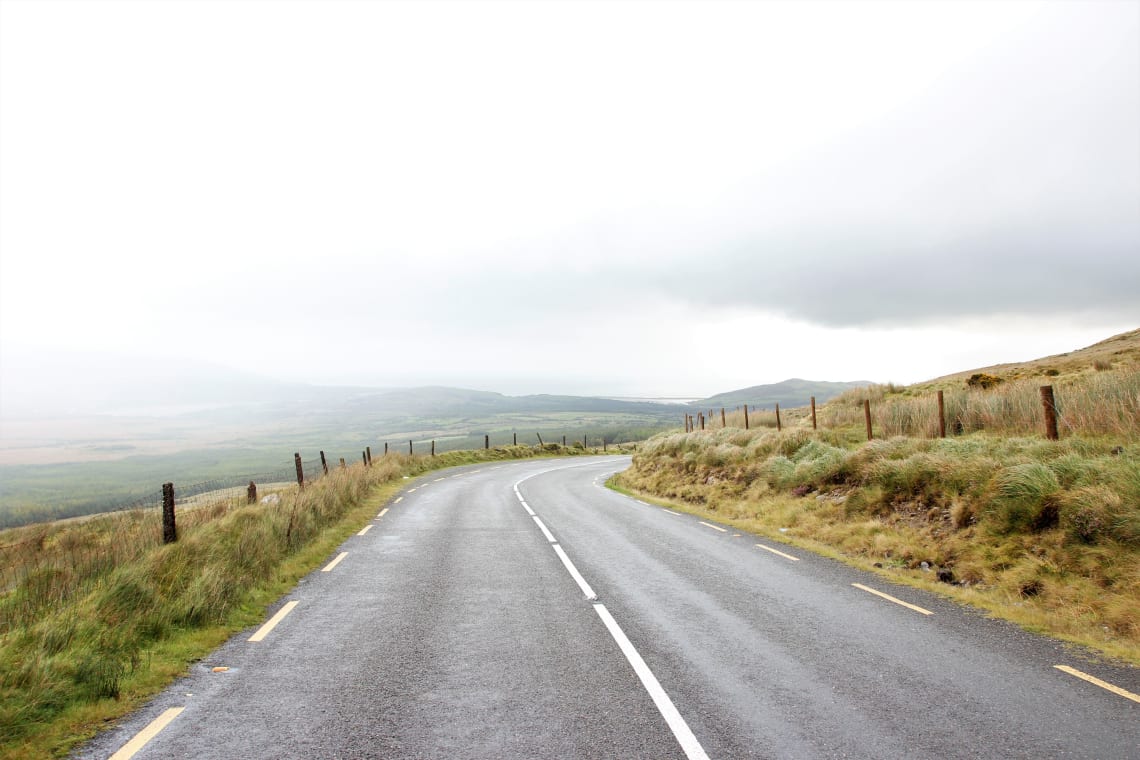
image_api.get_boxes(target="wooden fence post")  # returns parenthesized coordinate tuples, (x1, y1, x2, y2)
(431, 440, 436, 457)
(409, 440, 413, 455)
(513, 432, 517, 446)
(562, 435, 566, 446)
(247, 481, 257, 504)
(366, 446, 373, 466)
(721, 408, 726, 427)
(337, 457, 345, 469)
(775, 403, 782, 432)
(1040, 385, 1059, 440)
(162, 482, 177, 544)
(384, 442, 389, 455)
(699, 413, 705, 430)
(294, 453, 304, 489)
(744, 405, 750, 430)
(536, 433, 544, 446)
(811, 396, 817, 430)
(864, 400, 873, 441)
(320, 451, 329, 476)
(485, 434, 490, 449)
(937, 391, 946, 438)
(362, 451, 368, 466)
(584, 434, 588, 448)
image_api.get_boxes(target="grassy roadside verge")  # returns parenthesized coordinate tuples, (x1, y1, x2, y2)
(611, 428, 1140, 667)
(0, 445, 608, 759)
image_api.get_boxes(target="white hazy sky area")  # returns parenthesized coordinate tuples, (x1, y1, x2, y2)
(1, 0, 1138, 404)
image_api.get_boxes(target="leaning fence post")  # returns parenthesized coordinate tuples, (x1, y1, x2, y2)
(247, 481, 257, 504)
(362, 451, 368, 466)
(864, 400, 873, 441)
(1040, 385, 1059, 440)
(775, 403, 782, 432)
(811, 396, 817, 430)
(937, 390, 946, 438)
(537, 433, 544, 446)
(162, 482, 177, 544)
(294, 453, 304, 489)
(320, 450, 329, 476)
(744, 405, 750, 430)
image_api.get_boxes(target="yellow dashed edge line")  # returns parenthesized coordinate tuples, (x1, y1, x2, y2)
(852, 583, 933, 615)
(1055, 665, 1140, 703)
(249, 600, 299, 642)
(109, 707, 185, 760)
(755, 543, 799, 561)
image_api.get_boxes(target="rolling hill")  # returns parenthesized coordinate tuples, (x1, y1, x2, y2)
(691, 378, 872, 410)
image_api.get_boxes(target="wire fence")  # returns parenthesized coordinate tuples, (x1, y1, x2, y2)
(681, 370, 1139, 443)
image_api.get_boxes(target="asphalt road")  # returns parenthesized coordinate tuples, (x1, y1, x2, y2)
(77, 456, 1140, 759)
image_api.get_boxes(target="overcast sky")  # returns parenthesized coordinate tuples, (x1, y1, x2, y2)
(1, 0, 1137, 401)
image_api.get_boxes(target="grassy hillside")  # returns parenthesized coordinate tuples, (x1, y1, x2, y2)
(615, 328, 1140, 664)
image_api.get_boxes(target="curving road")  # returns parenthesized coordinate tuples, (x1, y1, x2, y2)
(78, 456, 1140, 759)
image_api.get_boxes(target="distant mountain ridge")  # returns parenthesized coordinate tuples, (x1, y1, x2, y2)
(692, 378, 872, 410)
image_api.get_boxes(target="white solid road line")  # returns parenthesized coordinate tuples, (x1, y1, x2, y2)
(533, 515, 557, 543)
(552, 544, 597, 600)
(593, 604, 711, 760)
(109, 706, 185, 760)
(512, 461, 709, 760)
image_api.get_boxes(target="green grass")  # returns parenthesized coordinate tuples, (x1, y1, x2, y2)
(0, 445, 610, 759)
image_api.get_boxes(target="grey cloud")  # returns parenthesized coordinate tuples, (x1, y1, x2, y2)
(645, 219, 1140, 327)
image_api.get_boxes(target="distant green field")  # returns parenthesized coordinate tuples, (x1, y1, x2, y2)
(0, 406, 675, 527)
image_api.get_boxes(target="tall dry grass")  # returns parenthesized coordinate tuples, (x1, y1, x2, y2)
(816, 367, 1138, 440)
